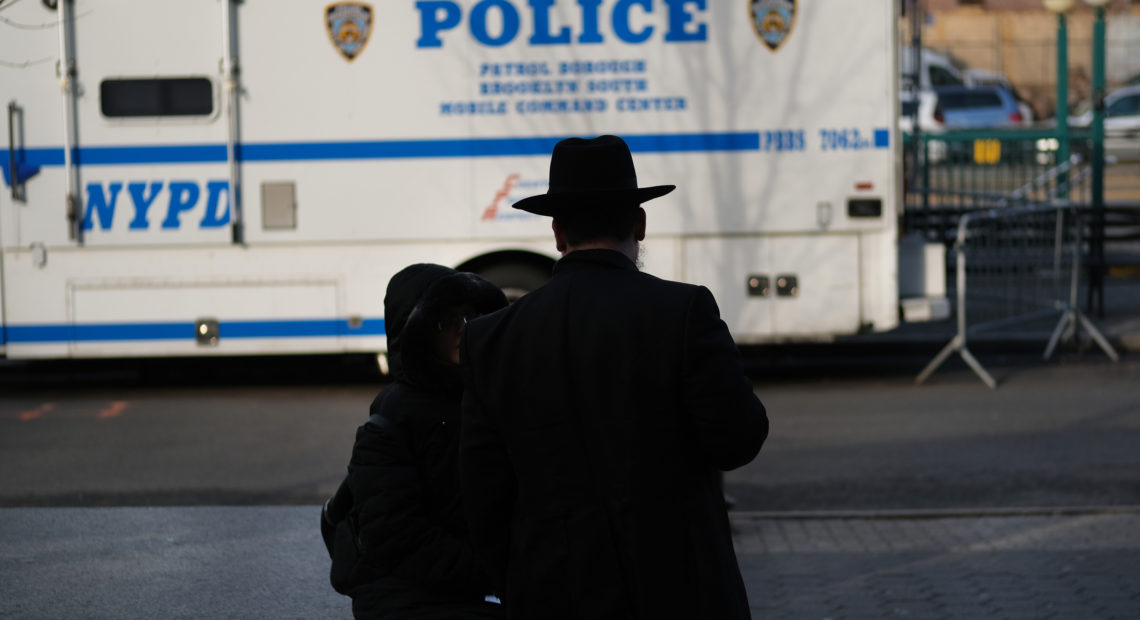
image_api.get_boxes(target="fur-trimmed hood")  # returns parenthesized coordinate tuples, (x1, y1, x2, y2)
(384, 264, 507, 391)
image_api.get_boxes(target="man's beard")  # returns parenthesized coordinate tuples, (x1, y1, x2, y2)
(634, 241, 645, 271)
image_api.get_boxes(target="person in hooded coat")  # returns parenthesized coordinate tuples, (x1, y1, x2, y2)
(322, 263, 508, 620)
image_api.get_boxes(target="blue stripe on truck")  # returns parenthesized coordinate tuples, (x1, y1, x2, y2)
(1, 132, 761, 168)
(4, 318, 386, 343)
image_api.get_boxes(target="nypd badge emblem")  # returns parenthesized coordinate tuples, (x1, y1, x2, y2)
(326, 2, 372, 61)
(750, 0, 796, 51)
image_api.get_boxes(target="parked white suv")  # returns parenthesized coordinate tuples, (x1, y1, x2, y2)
(899, 46, 967, 91)
(900, 89, 947, 163)
(899, 47, 963, 165)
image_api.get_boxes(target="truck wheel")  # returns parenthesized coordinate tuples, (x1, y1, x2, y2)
(476, 262, 551, 303)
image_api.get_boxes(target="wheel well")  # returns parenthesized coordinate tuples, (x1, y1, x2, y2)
(457, 250, 556, 302)
(457, 250, 555, 279)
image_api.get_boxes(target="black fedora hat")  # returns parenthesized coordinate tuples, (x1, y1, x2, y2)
(512, 135, 675, 217)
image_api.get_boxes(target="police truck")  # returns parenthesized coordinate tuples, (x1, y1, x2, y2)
(2, 0, 930, 362)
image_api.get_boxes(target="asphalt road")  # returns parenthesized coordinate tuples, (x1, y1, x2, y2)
(3, 353, 1139, 619)
(734, 356, 1140, 512)
(1, 352, 1137, 512)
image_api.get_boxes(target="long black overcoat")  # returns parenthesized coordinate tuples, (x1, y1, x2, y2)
(460, 249, 768, 620)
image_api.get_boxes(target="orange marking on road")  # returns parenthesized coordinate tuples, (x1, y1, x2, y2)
(18, 402, 55, 421)
(99, 401, 129, 419)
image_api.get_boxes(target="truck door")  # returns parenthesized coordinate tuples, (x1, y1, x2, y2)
(2, 0, 240, 359)
(66, 0, 234, 247)
(2, 0, 75, 355)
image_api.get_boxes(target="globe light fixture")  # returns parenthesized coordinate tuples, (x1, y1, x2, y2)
(1042, 0, 1076, 12)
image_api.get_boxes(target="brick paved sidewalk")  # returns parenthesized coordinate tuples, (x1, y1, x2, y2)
(732, 510, 1140, 619)
(2, 506, 1137, 618)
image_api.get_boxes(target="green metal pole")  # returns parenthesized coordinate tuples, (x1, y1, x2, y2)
(922, 137, 930, 213)
(1056, 12, 1069, 200)
(1089, 6, 1106, 316)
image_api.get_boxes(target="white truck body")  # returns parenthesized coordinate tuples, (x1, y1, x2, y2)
(1, 0, 901, 359)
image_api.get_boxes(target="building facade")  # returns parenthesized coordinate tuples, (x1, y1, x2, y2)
(907, 0, 1140, 118)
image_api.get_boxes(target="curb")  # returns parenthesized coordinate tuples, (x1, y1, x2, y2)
(729, 505, 1140, 520)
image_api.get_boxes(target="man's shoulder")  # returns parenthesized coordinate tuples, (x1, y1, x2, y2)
(465, 269, 707, 335)
(613, 270, 708, 306)
(537, 267, 707, 304)
(637, 270, 704, 292)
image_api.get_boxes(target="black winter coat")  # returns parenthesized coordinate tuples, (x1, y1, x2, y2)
(460, 249, 769, 620)
(328, 264, 507, 620)
(343, 384, 502, 619)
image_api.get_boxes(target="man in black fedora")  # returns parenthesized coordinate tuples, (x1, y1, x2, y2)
(459, 135, 768, 619)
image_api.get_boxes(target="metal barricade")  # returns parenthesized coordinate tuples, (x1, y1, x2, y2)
(904, 129, 1092, 244)
(915, 204, 1119, 388)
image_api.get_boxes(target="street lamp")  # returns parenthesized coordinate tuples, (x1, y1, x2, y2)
(1084, 0, 1110, 316)
(1043, 0, 1074, 198)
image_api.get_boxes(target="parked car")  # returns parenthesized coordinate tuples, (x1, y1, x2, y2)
(899, 47, 967, 91)
(1070, 85, 1140, 163)
(932, 85, 1028, 128)
(901, 90, 944, 132)
(898, 47, 968, 166)
(963, 68, 1035, 125)
(900, 89, 947, 163)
